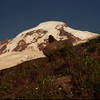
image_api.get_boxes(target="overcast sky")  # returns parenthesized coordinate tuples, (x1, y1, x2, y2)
(0, 0, 100, 40)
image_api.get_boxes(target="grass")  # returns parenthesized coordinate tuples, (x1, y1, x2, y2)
(0, 38, 100, 99)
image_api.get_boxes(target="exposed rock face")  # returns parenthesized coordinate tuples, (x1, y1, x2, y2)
(43, 39, 73, 60)
(0, 45, 7, 54)
(48, 35, 57, 43)
(13, 40, 29, 52)
(58, 26, 81, 42)
(0, 21, 99, 70)
(24, 29, 48, 40)
(0, 39, 8, 55)
(0, 39, 8, 45)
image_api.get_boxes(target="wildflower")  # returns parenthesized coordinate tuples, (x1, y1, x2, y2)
(35, 87, 38, 90)
(94, 56, 99, 59)
(58, 87, 62, 91)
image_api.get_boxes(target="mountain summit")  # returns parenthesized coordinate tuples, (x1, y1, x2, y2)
(0, 21, 99, 70)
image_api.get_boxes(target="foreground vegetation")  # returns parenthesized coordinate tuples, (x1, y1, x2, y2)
(0, 37, 100, 99)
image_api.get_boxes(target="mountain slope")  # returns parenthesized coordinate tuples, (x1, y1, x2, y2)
(0, 38, 100, 99)
(0, 21, 99, 70)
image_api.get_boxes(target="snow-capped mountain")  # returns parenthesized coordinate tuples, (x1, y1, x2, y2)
(0, 21, 99, 70)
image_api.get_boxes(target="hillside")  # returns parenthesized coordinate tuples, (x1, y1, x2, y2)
(0, 37, 100, 99)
